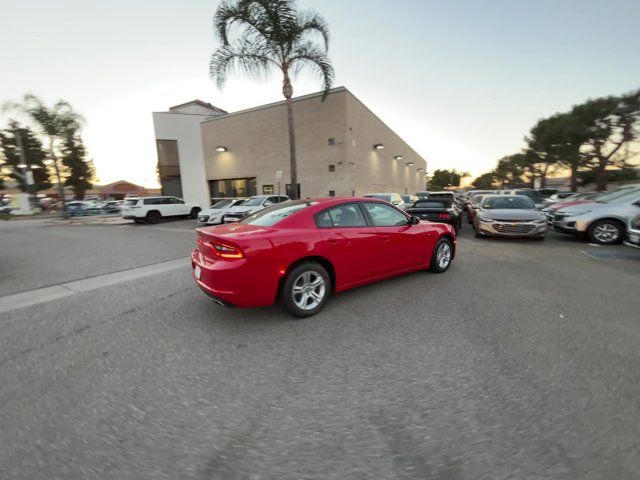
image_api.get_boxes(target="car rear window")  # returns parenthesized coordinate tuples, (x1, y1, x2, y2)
(242, 200, 314, 227)
(124, 199, 139, 206)
(413, 200, 449, 208)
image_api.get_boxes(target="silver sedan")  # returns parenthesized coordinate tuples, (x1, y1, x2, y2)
(474, 195, 548, 240)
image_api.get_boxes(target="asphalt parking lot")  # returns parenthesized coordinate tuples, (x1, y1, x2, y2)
(1, 219, 639, 479)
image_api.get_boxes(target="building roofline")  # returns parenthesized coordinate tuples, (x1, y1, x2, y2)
(169, 99, 227, 114)
(201, 86, 348, 124)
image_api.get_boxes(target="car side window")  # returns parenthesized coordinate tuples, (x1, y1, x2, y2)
(315, 204, 367, 228)
(363, 202, 409, 226)
(170, 197, 184, 204)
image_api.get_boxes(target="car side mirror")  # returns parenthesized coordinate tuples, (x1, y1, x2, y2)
(410, 215, 420, 225)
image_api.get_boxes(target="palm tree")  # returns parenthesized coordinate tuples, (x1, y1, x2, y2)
(3, 94, 84, 218)
(210, 0, 334, 200)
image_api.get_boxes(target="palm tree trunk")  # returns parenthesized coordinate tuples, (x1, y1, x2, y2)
(570, 163, 578, 192)
(49, 139, 67, 219)
(283, 73, 298, 200)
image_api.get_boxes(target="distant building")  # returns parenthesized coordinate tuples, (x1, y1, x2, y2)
(0, 180, 160, 200)
(152, 87, 427, 207)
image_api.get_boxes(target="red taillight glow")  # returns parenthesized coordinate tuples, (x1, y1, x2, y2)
(439, 213, 451, 219)
(198, 238, 243, 259)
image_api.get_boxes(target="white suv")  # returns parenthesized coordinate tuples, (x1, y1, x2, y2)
(121, 196, 201, 224)
(198, 198, 247, 225)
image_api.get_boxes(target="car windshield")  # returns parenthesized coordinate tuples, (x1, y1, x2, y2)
(242, 200, 314, 226)
(211, 200, 232, 209)
(516, 190, 543, 203)
(243, 197, 267, 207)
(366, 194, 392, 202)
(596, 188, 640, 203)
(482, 196, 535, 209)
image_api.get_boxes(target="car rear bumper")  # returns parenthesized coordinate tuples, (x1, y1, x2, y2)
(191, 249, 278, 308)
(477, 220, 548, 237)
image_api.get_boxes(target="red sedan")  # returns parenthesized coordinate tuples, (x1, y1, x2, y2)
(192, 198, 456, 317)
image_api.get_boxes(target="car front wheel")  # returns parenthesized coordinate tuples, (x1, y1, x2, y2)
(282, 262, 331, 318)
(430, 238, 453, 273)
(189, 207, 201, 219)
(587, 219, 624, 245)
(146, 211, 161, 224)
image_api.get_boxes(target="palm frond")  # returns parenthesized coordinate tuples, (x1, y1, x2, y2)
(295, 9, 329, 51)
(209, 42, 279, 88)
(289, 41, 334, 99)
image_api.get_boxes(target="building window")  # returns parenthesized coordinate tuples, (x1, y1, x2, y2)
(329, 190, 335, 197)
(209, 177, 256, 198)
(156, 139, 182, 198)
(328, 164, 335, 172)
(286, 183, 301, 198)
(262, 184, 274, 195)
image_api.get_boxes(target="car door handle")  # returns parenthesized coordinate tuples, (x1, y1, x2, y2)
(328, 237, 339, 244)
(381, 235, 391, 243)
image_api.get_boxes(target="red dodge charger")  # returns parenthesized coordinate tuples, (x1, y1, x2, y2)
(192, 197, 456, 317)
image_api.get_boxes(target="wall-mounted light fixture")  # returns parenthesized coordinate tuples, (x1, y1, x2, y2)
(394, 155, 403, 160)
(417, 168, 423, 172)
(406, 162, 414, 166)
(373, 144, 384, 150)
(216, 146, 228, 152)
(17, 163, 27, 168)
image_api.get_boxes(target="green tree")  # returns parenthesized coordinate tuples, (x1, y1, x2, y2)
(472, 172, 495, 189)
(429, 169, 461, 191)
(493, 155, 529, 188)
(60, 131, 95, 199)
(3, 94, 84, 217)
(571, 91, 639, 191)
(210, 0, 334, 200)
(0, 121, 52, 192)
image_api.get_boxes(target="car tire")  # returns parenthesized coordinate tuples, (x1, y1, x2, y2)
(587, 219, 624, 245)
(429, 237, 453, 273)
(282, 262, 331, 318)
(189, 207, 201, 219)
(146, 211, 161, 224)
(134, 219, 145, 224)
(474, 229, 484, 239)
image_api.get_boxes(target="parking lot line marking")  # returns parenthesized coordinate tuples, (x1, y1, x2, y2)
(0, 257, 190, 315)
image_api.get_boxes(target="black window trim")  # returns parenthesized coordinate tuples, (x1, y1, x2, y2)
(313, 202, 372, 229)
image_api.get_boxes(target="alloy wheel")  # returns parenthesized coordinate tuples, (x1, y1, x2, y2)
(593, 223, 620, 243)
(292, 271, 326, 310)
(436, 242, 451, 269)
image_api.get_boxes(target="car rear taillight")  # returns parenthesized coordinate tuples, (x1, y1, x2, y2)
(198, 238, 243, 259)
(439, 213, 451, 219)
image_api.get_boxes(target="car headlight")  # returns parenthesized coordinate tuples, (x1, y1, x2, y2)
(631, 216, 640, 230)
(562, 209, 591, 217)
(534, 217, 547, 224)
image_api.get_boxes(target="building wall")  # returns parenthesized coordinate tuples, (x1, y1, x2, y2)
(201, 89, 347, 198)
(152, 109, 221, 208)
(200, 88, 426, 198)
(344, 94, 427, 195)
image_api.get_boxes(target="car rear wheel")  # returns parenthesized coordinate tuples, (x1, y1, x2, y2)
(282, 262, 331, 318)
(587, 219, 624, 245)
(430, 238, 453, 273)
(146, 211, 161, 224)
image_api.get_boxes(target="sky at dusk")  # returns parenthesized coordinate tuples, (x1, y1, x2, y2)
(1, 0, 639, 187)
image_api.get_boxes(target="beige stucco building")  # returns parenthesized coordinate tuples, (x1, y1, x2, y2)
(153, 87, 427, 207)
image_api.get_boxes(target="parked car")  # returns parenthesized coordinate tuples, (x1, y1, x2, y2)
(192, 198, 456, 317)
(221, 195, 289, 223)
(121, 196, 201, 224)
(66, 201, 103, 216)
(399, 194, 419, 210)
(624, 214, 640, 249)
(198, 198, 247, 225)
(405, 197, 462, 231)
(363, 193, 404, 207)
(535, 188, 559, 199)
(502, 189, 546, 209)
(474, 194, 548, 240)
(466, 192, 493, 224)
(544, 192, 576, 204)
(102, 200, 122, 213)
(541, 192, 605, 223)
(552, 187, 640, 244)
(464, 190, 496, 212)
